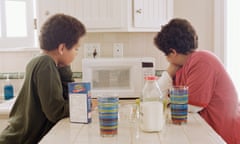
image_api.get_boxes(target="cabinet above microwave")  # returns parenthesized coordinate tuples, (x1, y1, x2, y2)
(37, 0, 173, 32)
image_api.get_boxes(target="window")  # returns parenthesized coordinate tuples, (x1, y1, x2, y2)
(0, 0, 35, 48)
(226, 1, 240, 98)
(6, 0, 27, 37)
(215, 0, 240, 100)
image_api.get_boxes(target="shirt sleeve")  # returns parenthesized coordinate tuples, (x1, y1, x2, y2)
(158, 70, 204, 113)
(58, 66, 74, 100)
(35, 63, 69, 123)
(176, 60, 216, 108)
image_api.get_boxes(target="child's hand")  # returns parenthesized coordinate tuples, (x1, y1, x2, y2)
(57, 64, 67, 68)
(167, 63, 181, 78)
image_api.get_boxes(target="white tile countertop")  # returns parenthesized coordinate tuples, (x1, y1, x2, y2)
(0, 119, 9, 133)
(0, 97, 15, 119)
(40, 101, 226, 144)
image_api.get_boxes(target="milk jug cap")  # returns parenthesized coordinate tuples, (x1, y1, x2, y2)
(144, 75, 158, 81)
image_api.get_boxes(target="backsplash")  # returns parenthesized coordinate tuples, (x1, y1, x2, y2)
(0, 32, 168, 97)
(0, 70, 163, 80)
(0, 72, 25, 80)
(0, 72, 83, 98)
(0, 70, 164, 99)
(0, 33, 168, 72)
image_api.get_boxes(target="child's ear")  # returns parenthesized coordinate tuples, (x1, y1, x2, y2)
(58, 43, 65, 55)
(169, 48, 177, 56)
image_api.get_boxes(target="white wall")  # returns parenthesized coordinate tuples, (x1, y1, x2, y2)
(174, 0, 214, 52)
(0, 0, 215, 99)
(0, 0, 215, 72)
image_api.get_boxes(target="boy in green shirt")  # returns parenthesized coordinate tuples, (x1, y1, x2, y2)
(0, 14, 86, 144)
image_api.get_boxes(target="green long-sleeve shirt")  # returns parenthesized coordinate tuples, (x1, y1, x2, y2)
(0, 54, 72, 144)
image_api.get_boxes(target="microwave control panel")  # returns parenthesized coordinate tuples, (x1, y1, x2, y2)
(142, 62, 155, 78)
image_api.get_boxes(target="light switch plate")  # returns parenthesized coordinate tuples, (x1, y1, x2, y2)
(84, 43, 101, 58)
(113, 43, 123, 57)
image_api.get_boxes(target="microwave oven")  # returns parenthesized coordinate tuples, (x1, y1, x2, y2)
(82, 57, 155, 98)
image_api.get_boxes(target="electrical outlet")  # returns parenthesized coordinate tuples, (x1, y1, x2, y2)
(84, 43, 101, 58)
(113, 43, 123, 57)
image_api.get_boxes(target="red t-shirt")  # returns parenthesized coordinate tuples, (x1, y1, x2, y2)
(175, 50, 240, 144)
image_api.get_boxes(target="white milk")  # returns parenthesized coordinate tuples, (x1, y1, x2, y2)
(140, 101, 164, 132)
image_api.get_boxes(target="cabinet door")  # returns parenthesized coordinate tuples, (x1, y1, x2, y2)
(37, 0, 76, 29)
(76, 0, 124, 29)
(38, 0, 124, 30)
(133, 0, 167, 28)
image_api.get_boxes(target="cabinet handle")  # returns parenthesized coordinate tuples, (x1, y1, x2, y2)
(45, 11, 50, 16)
(136, 9, 142, 14)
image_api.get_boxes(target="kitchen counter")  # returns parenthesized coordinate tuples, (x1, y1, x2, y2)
(0, 97, 15, 119)
(0, 119, 8, 132)
(0, 98, 15, 133)
(40, 101, 226, 144)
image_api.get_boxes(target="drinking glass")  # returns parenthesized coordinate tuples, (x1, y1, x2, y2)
(97, 95, 119, 137)
(170, 86, 188, 125)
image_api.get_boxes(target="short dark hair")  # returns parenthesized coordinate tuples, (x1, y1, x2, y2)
(154, 18, 198, 55)
(39, 14, 86, 51)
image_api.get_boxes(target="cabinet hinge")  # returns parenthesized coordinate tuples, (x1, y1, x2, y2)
(34, 18, 37, 30)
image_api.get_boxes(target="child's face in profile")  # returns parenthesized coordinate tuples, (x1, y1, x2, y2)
(58, 38, 81, 66)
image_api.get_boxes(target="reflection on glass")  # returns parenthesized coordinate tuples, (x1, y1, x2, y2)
(6, 1, 27, 37)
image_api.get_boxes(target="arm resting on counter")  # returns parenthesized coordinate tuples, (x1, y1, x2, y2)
(58, 65, 74, 100)
(158, 71, 203, 113)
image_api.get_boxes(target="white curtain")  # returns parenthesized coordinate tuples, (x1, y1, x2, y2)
(226, 1, 240, 99)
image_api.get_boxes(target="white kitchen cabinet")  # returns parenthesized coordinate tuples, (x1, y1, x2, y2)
(37, 0, 173, 32)
(76, 0, 125, 29)
(133, 0, 170, 28)
(36, 0, 75, 30)
(37, 0, 122, 31)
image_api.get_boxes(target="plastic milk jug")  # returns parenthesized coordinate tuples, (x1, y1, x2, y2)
(140, 76, 164, 132)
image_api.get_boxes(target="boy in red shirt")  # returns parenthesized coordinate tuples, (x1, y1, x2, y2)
(155, 18, 240, 144)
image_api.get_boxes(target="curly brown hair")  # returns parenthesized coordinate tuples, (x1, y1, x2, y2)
(154, 18, 198, 55)
(39, 14, 86, 51)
